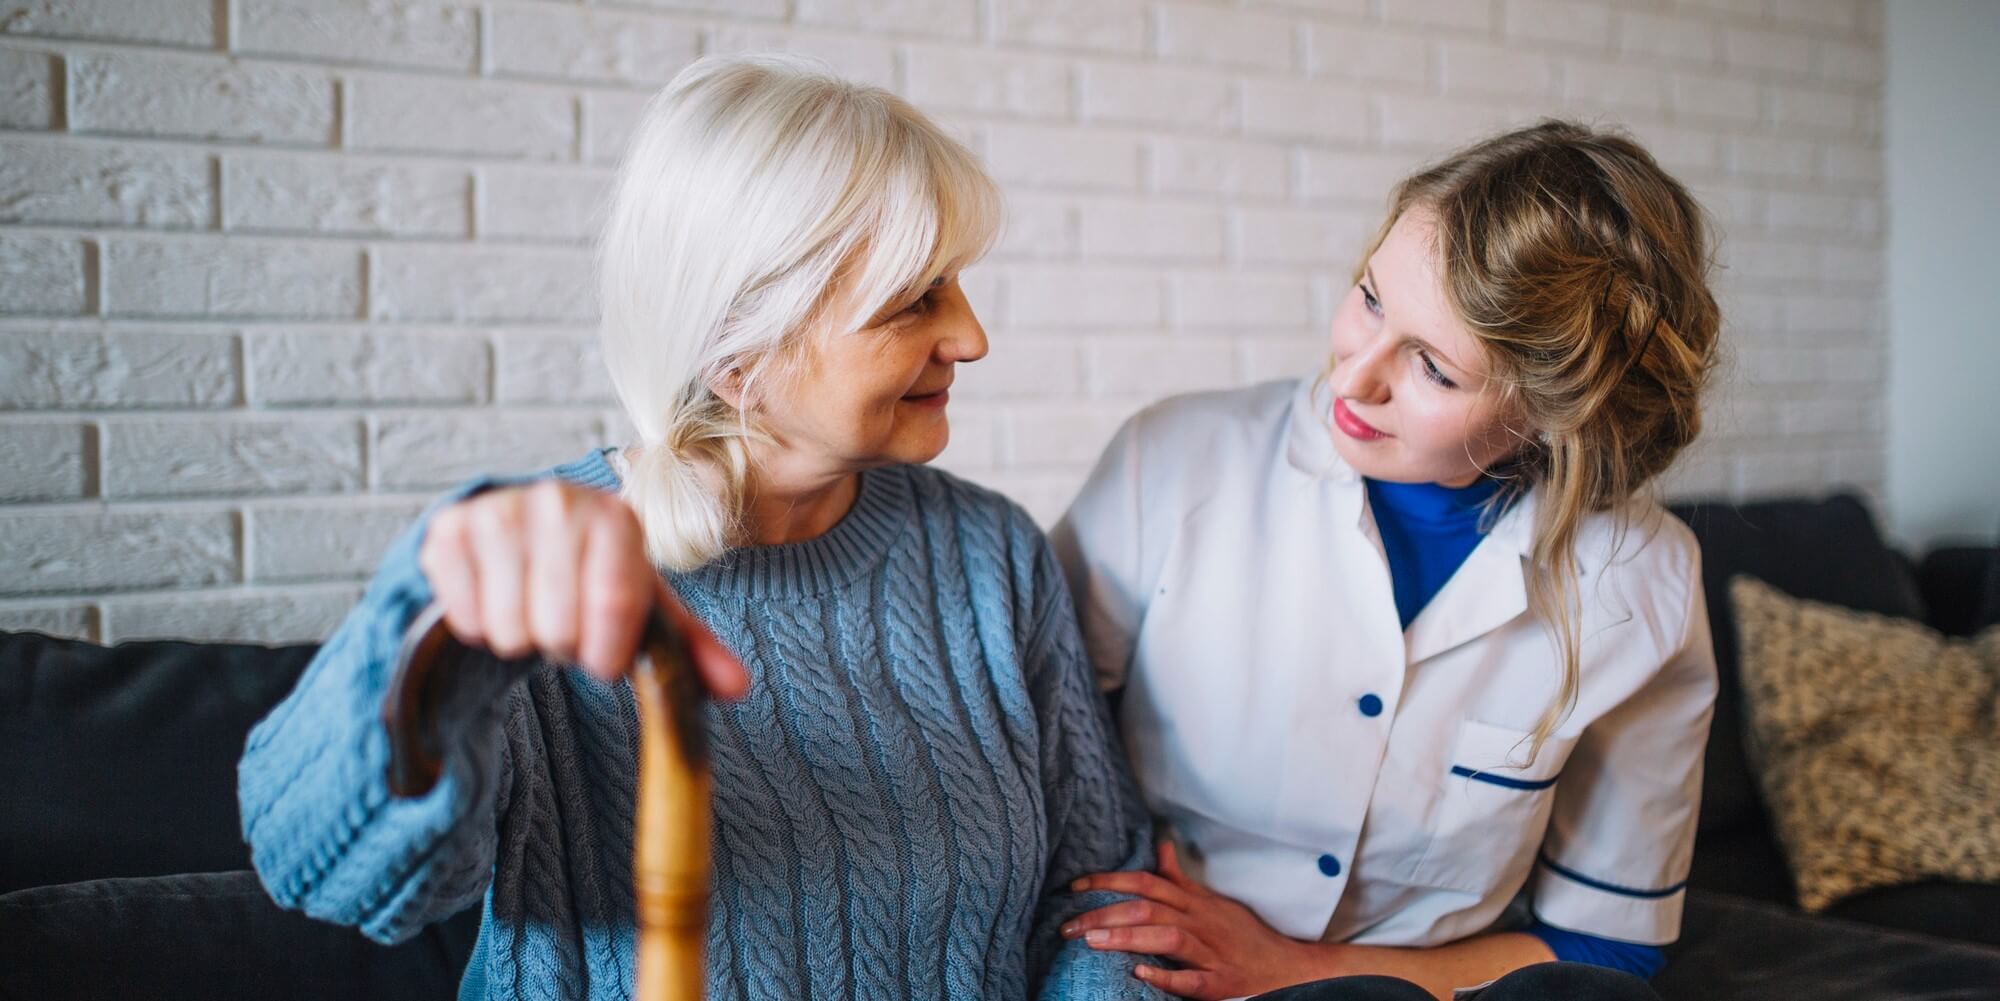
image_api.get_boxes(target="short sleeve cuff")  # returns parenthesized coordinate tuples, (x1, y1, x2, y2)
(1529, 853, 1686, 946)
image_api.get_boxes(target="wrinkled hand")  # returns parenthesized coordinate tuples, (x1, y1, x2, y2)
(418, 479, 748, 697)
(1062, 841, 1317, 1000)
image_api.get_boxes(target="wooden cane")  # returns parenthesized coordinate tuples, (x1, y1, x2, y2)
(384, 602, 712, 1001)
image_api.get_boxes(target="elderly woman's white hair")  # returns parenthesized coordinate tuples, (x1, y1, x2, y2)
(598, 54, 1001, 570)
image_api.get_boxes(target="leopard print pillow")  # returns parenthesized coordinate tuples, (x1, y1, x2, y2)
(1730, 575, 2000, 912)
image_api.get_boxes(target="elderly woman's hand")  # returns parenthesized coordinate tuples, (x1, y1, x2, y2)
(417, 480, 748, 697)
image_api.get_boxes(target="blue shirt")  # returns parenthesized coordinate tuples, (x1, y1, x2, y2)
(1365, 475, 1664, 979)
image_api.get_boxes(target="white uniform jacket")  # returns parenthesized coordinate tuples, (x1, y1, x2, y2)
(1049, 378, 1717, 948)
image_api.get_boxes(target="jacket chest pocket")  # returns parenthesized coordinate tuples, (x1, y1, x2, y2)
(1408, 719, 1576, 895)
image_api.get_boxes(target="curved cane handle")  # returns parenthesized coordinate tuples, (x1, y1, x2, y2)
(383, 604, 712, 1001)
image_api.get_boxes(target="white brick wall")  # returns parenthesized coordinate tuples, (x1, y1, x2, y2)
(0, 0, 1887, 644)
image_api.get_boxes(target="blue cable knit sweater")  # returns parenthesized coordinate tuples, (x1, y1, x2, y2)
(239, 448, 1166, 1001)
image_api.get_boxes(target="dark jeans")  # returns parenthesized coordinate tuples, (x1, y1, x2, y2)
(1256, 961, 1662, 1001)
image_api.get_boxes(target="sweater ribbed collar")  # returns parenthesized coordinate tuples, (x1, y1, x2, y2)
(558, 447, 912, 601)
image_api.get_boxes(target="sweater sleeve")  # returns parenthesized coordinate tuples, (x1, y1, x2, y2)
(1048, 411, 1150, 693)
(1021, 537, 1171, 1001)
(1523, 922, 1667, 979)
(237, 476, 538, 945)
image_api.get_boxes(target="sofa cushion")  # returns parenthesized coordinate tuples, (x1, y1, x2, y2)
(1824, 881, 2000, 948)
(1658, 890, 2000, 1001)
(1731, 576, 2000, 914)
(0, 630, 316, 893)
(0, 870, 478, 1001)
(1666, 497, 1925, 856)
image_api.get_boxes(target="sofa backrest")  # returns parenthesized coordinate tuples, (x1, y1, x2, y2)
(0, 631, 317, 894)
(1666, 495, 1927, 847)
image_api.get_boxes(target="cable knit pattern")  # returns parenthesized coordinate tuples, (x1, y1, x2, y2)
(238, 448, 1165, 1001)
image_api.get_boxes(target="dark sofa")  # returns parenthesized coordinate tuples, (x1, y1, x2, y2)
(2, 494, 1997, 1000)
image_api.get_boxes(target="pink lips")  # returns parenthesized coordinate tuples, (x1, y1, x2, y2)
(1332, 399, 1388, 441)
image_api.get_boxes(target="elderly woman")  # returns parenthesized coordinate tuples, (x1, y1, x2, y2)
(239, 55, 1162, 1001)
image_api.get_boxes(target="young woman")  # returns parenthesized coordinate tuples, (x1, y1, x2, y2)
(1051, 122, 1723, 1001)
(239, 56, 1165, 1001)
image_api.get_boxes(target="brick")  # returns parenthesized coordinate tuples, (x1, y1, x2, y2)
(1175, 272, 1314, 329)
(705, 26, 898, 89)
(70, 52, 336, 145)
(347, 74, 574, 160)
(1766, 191, 1879, 235)
(1787, 296, 1878, 334)
(247, 498, 426, 581)
(0, 139, 211, 228)
(223, 153, 470, 237)
(1725, 135, 1818, 177)
(236, 0, 475, 71)
(0, 422, 93, 501)
(102, 416, 365, 498)
(0, 234, 89, 315)
(1561, 59, 1670, 114)
(594, 0, 784, 14)
(993, 0, 1146, 53)
(1816, 39, 1882, 87)
(985, 124, 1142, 191)
(1007, 266, 1163, 329)
(1158, 3, 1297, 72)
(1817, 244, 1881, 284)
(0, 328, 237, 409)
(968, 468, 1080, 527)
(1084, 336, 1237, 396)
(1246, 0, 1367, 13)
(1237, 207, 1376, 267)
(1622, 123, 1724, 175)
(478, 166, 611, 243)
(0, 0, 214, 46)
(904, 47, 1071, 119)
(1671, 75, 1761, 125)
(248, 329, 489, 406)
(489, 6, 699, 84)
(372, 411, 602, 490)
(1440, 42, 1556, 99)
(0, 48, 54, 129)
(104, 238, 361, 319)
(493, 330, 614, 404)
(1722, 239, 1814, 283)
(1304, 23, 1432, 87)
(1619, 13, 1720, 65)
(1146, 139, 1276, 199)
(1081, 62, 1237, 131)
(1769, 0, 1860, 32)
(1723, 27, 1812, 76)
(583, 90, 651, 165)
(992, 194, 1073, 259)
(104, 586, 362, 644)
(0, 508, 236, 595)
(1077, 199, 1225, 263)
(1299, 149, 1425, 205)
(950, 335, 1082, 400)
(1381, 0, 1493, 33)
(1821, 144, 1883, 185)
(370, 246, 594, 323)
(927, 404, 999, 472)
(795, 0, 976, 38)
(1237, 336, 1328, 384)
(1005, 404, 1129, 467)
(1501, 0, 1613, 50)
(0, 603, 98, 641)
(1769, 84, 1867, 135)
(1376, 95, 1519, 149)
(1243, 79, 1368, 143)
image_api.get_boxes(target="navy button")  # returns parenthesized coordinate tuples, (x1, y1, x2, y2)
(1358, 694, 1384, 717)
(1317, 854, 1342, 877)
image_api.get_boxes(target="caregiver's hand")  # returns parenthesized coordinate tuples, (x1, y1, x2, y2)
(1062, 841, 1320, 1000)
(418, 479, 749, 697)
